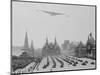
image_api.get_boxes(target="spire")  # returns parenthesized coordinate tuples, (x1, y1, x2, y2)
(46, 36, 48, 45)
(24, 32, 29, 49)
(54, 37, 57, 45)
(31, 40, 34, 50)
(30, 40, 34, 57)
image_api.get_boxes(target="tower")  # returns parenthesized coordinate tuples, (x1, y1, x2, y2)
(88, 33, 94, 43)
(54, 37, 57, 45)
(87, 33, 95, 56)
(24, 32, 29, 49)
(46, 37, 48, 45)
(30, 40, 34, 57)
(31, 40, 34, 50)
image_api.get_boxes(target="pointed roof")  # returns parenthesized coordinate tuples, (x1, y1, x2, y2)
(24, 32, 29, 49)
(31, 40, 34, 50)
(46, 36, 48, 45)
(54, 37, 57, 45)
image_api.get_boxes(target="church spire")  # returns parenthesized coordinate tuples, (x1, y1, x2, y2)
(31, 40, 34, 50)
(54, 37, 57, 45)
(24, 32, 29, 49)
(31, 40, 34, 56)
(46, 36, 48, 45)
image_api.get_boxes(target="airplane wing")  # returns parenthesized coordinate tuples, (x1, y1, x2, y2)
(39, 10, 64, 16)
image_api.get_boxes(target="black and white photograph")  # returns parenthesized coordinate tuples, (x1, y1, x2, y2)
(11, 0, 96, 74)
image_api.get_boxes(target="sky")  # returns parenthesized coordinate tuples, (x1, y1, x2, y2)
(12, 1, 95, 48)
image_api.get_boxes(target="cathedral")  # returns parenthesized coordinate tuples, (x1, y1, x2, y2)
(42, 37, 61, 57)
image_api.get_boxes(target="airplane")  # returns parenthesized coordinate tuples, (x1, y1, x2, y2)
(39, 10, 64, 16)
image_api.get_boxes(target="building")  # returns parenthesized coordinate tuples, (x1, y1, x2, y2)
(22, 32, 34, 57)
(28, 40, 34, 57)
(61, 40, 79, 51)
(86, 33, 96, 59)
(75, 33, 96, 59)
(23, 32, 29, 52)
(61, 40, 70, 50)
(75, 42, 87, 57)
(42, 37, 61, 56)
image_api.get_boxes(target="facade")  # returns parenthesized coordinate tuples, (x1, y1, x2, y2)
(42, 38, 61, 56)
(86, 33, 96, 59)
(61, 40, 70, 50)
(75, 33, 96, 59)
(75, 42, 87, 57)
(62, 40, 79, 51)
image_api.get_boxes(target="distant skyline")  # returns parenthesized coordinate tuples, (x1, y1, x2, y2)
(12, 1, 95, 48)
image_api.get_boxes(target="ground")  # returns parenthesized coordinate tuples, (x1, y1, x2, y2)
(12, 55, 96, 74)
